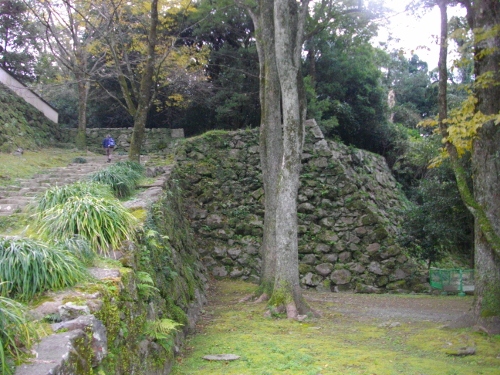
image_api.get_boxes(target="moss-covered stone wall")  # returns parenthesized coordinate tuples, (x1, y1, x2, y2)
(171, 120, 428, 293)
(0, 83, 63, 153)
(17, 177, 206, 375)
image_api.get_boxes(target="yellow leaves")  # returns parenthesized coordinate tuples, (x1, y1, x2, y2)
(474, 71, 498, 89)
(473, 25, 500, 45)
(444, 95, 496, 157)
(162, 93, 187, 108)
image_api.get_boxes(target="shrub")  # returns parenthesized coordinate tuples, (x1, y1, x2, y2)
(88, 163, 143, 198)
(0, 237, 87, 300)
(36, 195, 138, 255)
(0, 293, 37, 375)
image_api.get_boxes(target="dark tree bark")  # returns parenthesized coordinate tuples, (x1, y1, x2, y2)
(437, 0, 500, 332)
(468, 0, 500, 331)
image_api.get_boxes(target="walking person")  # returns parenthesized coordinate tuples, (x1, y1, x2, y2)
(102, 134, 116, 163)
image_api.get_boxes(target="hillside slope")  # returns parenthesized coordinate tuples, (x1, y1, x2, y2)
(0, 82, 64, 152)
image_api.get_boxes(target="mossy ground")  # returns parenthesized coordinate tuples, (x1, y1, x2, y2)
(172, 280, 500, 375)
(0, 148, 85, 187)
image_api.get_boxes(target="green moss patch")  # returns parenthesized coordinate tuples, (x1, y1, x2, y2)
(172, 280, 500, 375)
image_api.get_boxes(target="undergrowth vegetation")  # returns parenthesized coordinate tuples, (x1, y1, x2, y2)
(35, 194, 138, 255)
(0, 293, 38, 375)
(0, 237, 87, 301)
(0, 154, 146, 374)
(88, 161, 144, 198)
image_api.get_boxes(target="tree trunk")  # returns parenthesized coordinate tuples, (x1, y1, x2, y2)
(75, 76, 89, 150)
(128, 0, 158, 162)
(470, 0, 500, 331)
(248, 0, 283, 297)
(270, 0, 309, 318)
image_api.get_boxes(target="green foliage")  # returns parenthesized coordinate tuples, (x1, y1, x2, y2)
(0, 237, 87, 300)
(35, 194, 137, 255)
(32, 181, 113, 213)
(304, 38, 388, 153)
(55, 236, 96, 266)
(144, 318, 182, 352)
(88, 163, 143, 198)
(399, 163, 474, 268)
(136, 271, 159, 300)
(0, 292, 37, 375)
(174, 0, 260, 135)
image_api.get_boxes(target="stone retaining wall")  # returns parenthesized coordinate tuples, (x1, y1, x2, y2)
(172, 120, 428, 293)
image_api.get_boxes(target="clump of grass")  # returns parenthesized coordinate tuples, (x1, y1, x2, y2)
(0, 237, 87, 301)
(36, 195, 138, 255)
(114, 160, 145, 174)
(32, 181, 113, 213)
(0, 292, 37, 375)
(88, 162, 143, 198)
(55, 236, 95, 266)
(72, 157, 87, 164)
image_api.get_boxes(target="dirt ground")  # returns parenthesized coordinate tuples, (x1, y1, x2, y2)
(304, 290, 473, 324)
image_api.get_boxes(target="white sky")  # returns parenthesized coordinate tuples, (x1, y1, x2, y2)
(375, 0, 466, 70)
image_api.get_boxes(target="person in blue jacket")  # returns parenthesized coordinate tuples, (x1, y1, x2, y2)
(102, 134, 115, 162)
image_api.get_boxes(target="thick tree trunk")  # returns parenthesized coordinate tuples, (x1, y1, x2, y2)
(270, 0, 309, 317)
(249, 0, 283, 296)
(470, 0, 500, 331)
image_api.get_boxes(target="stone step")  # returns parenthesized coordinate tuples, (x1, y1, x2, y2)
(0, 155, 130, 217)
(0, 202, 24, 215)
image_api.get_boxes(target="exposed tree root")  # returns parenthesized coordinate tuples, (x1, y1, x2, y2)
(238, 294, 254, 303)
(286, 302, 298, 319)
(254, 293, 270, 303)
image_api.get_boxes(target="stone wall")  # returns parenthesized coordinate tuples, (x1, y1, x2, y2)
(172, 120, 428, 293)
(66, 127, 185, 154)
(0, 83, 63, 153)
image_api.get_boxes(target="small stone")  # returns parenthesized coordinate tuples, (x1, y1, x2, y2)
(203, 354, 240, 361)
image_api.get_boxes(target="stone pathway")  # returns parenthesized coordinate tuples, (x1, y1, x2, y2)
(0, 155, 126, 216)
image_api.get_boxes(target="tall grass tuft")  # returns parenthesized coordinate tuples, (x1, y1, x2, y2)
(32, 181, 113, 213)
(36, 195, 138, 255)
(55, 236, 95, 266)
(0, 237, 87, 301)
(88, 163, 143, 198)
(114, 160, 145, 174)
(0, 292, 37, 375)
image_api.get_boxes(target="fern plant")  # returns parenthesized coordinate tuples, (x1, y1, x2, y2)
(136, 271, 159, 300)
(144, 318, 182, 352)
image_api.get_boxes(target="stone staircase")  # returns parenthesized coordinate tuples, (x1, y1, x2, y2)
(0, 155, 127, 216)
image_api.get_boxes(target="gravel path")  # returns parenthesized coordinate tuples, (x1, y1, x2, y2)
(304, 291, 472, 323)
